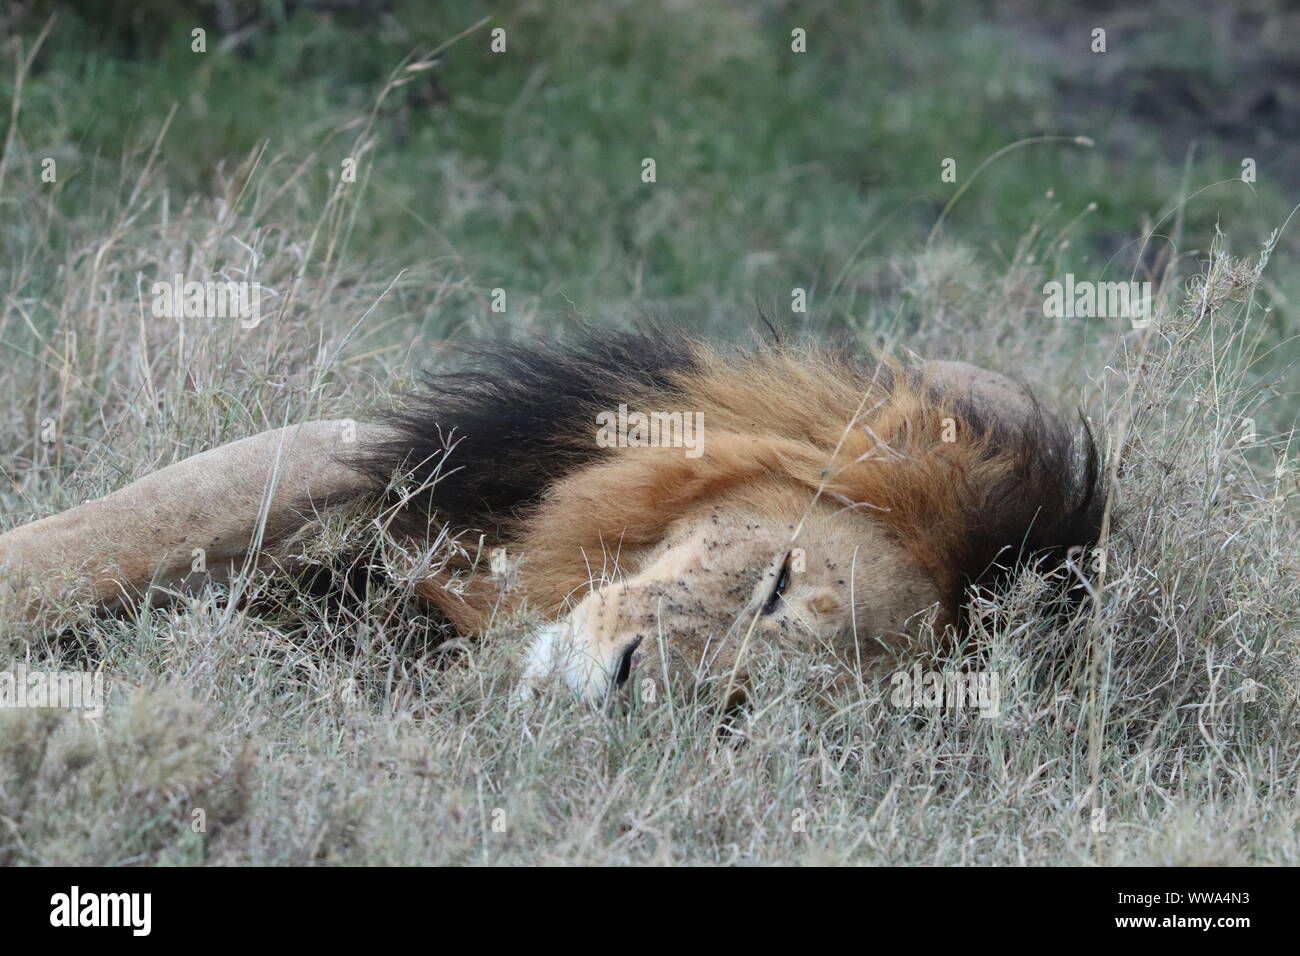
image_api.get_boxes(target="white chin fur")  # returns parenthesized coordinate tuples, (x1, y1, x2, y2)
(512, 609, 610, 704)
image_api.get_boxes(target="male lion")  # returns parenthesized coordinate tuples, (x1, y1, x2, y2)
(0, 331, 1104, 703)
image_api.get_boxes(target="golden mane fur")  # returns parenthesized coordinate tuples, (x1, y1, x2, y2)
(368, 335, 1101, 640)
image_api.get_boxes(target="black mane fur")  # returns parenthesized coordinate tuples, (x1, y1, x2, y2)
(942, 390, 1105, 617)
(355, 329, 698, 538)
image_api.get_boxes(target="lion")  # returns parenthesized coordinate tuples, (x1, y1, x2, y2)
(0, 330, 1104, 704)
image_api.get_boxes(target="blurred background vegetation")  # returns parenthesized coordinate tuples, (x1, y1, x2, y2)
(2, 0, 1297, 419)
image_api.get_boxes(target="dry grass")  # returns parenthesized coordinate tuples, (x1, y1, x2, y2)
(3, 165, 1296, 864)
(1, 5, 1298, 865)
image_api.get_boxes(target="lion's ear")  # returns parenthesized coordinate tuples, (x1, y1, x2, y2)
(920, 360, 1038, 430)
(0, 420, 387, 616)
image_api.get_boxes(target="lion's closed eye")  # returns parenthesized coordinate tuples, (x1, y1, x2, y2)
(761, 551, 793, 615)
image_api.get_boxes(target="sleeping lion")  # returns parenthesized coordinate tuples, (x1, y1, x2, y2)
(0, 331, 1104, 704)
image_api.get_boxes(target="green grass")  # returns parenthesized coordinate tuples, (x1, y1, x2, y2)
(1, 0, 1297, 864)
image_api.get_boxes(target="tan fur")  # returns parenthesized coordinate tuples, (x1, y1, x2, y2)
(509, 348, 1039, 699)
(1, 421, 384, 615)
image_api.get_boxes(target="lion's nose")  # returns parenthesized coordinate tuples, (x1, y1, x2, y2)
(611, 636, 644, 691)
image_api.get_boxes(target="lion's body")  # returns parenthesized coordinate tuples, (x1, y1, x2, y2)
(0, 331, 1103, 702)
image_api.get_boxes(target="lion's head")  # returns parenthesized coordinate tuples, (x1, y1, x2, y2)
(361, 331, 1104, 704)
